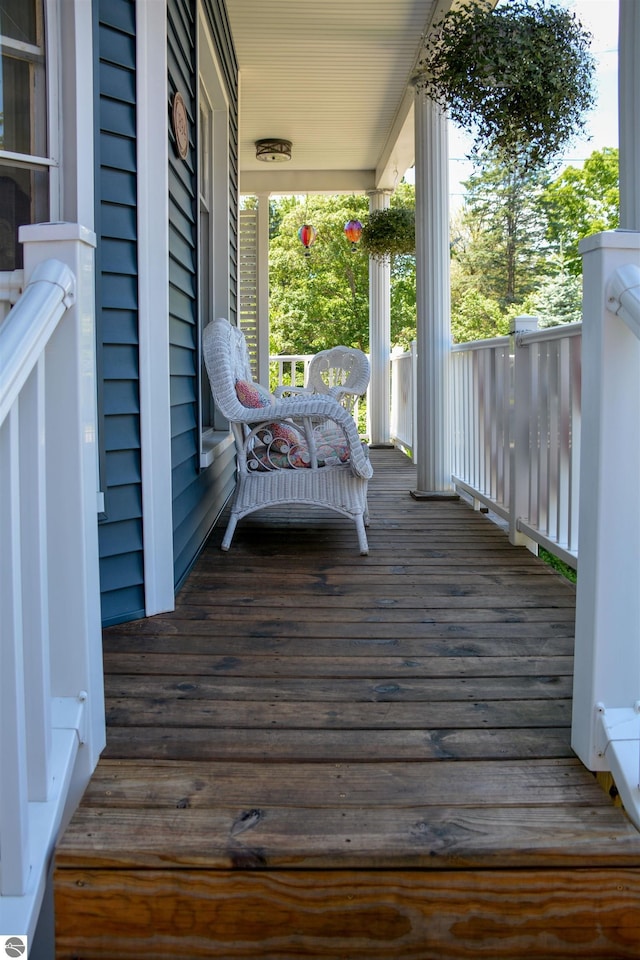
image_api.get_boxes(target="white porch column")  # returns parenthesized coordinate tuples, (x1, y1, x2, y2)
(368, 189, 392, 445)
(619, 0, 640, 230)
(256, 193, 271, 385)
(411, 89, 456, 498)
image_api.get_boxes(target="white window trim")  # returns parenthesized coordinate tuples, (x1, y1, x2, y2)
(197, 7, 232, 466)
(136, 0, 175, 616)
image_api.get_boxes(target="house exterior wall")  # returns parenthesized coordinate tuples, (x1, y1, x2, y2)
(168, 0, 239, 589)
(95, 0, 239, 623)
(95, 0, 146, 625)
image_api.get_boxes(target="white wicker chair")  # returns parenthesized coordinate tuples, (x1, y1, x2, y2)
(203, 318, 373, 554)
(275, 345, 370, 414)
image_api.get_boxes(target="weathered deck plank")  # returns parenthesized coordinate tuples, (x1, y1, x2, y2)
(55, 447, 640, 958)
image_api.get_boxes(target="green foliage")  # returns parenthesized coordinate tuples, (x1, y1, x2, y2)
(451, 290, 510, 344)
(268, 194, 370, 355)
(454, 151, 550, 310)
(267, 191, 417, 357)
(416, 0, 596, 169)
(531, 269, 583, 326)
(540, 147, 620, 274)
(539, 548, 577, 583)
(449, 147, 619, 339)
(360, 206, 415, 260)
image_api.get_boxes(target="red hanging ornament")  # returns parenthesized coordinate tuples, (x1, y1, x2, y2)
(298, 223, 317, 257)
(344, 219, 363, 251)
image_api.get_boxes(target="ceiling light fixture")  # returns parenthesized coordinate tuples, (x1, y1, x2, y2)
(255, 138, 292, 162)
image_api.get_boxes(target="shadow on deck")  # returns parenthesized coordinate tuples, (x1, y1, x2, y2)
(55, 448, 640, 958)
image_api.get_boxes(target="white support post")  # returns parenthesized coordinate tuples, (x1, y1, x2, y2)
(19, 222, 106, 788)
(136, 0, 175, 617)
(572, 232, 640, 798)
(368, 189, 392, 446)
(412, 89, 455, 498)
(618, 0, 640, 231)
(256, 193, 271, 386)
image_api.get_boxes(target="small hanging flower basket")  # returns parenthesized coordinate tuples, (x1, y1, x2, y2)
(415, 0, 596, 169)
(360, 207, 415, 260)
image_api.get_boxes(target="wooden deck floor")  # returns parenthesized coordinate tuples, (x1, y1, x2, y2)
(55, 448, 640, 958)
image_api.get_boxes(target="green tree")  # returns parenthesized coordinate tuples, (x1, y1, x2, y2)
(530, 269, 582, 327)
(541, 147, 619, 275)
(268, 187, 417, 355)
(269, 194, 370, 355)
(455, 152, 550, 309)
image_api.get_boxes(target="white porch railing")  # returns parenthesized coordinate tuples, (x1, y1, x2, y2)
(0, 225, 105, 939)
(389, 320, 582, 567)
(269, 353, 313, 392)
(269, 353, 367, 428)
(390, 342, 416, 458)
(451, 319, 582, 567)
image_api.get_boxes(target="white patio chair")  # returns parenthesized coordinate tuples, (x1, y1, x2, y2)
(274, 345, 370, 414)
(203, 318, 373, 554)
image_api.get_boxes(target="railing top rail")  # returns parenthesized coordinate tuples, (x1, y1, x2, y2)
(516, 322, 583, 346)
(451, 335, 510, 353)
(269, 354, 314, 362)
(0, 259, 75, 426)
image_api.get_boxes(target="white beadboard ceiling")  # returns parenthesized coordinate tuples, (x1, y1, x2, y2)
(225, 0, 447, 195)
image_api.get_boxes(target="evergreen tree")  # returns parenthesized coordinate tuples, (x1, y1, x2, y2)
(455, 152, 550, 310)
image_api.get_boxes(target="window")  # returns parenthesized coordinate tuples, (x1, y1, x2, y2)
(0, 0, 50, 269)
(197, 10, 231, 457)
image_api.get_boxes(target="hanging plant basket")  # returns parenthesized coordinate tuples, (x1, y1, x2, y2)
(415, 0, 595, 168)
(360, 207, 415, 260)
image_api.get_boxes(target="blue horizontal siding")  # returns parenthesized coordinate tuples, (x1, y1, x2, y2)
(96, 0, 143, 626)
(167, 0, 239, 589)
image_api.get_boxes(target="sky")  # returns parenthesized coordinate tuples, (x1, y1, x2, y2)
(407, 0, 620, 205)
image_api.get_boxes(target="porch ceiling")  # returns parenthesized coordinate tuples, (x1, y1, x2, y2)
(225, 0, 447, 196)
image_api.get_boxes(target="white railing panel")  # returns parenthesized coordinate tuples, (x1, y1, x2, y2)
(269, 353, 312, 392)
(515, 324, 582, 564)
(0, 406, 30, 897)
(448, 321, 581, 564)
(20, 359, 53, 802)
(451, 336, 511, 518)
(0, 226, 104, 940)
(390, 344, 414, 456)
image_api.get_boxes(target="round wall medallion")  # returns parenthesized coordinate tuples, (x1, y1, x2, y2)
(172, 92, 189, 160)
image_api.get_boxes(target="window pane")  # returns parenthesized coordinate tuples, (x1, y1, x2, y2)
(0, 0, 46, 155)
(1, 56, 32, 153)
(0, 163, 48, 269)
(0, 0, 38, 46)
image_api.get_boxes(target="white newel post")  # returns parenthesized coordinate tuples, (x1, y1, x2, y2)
(572, 230, 640, 826)
(19, 223, 106, 792)
(368, 189, 392, 446)
(618, 0, 640, 231)
(412, 89, 455, 498)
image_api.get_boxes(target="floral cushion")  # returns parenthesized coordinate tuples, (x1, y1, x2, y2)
(235, 379, 273, 409)
(235, 379, 351, 471)
(235, 378, 300, 451)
